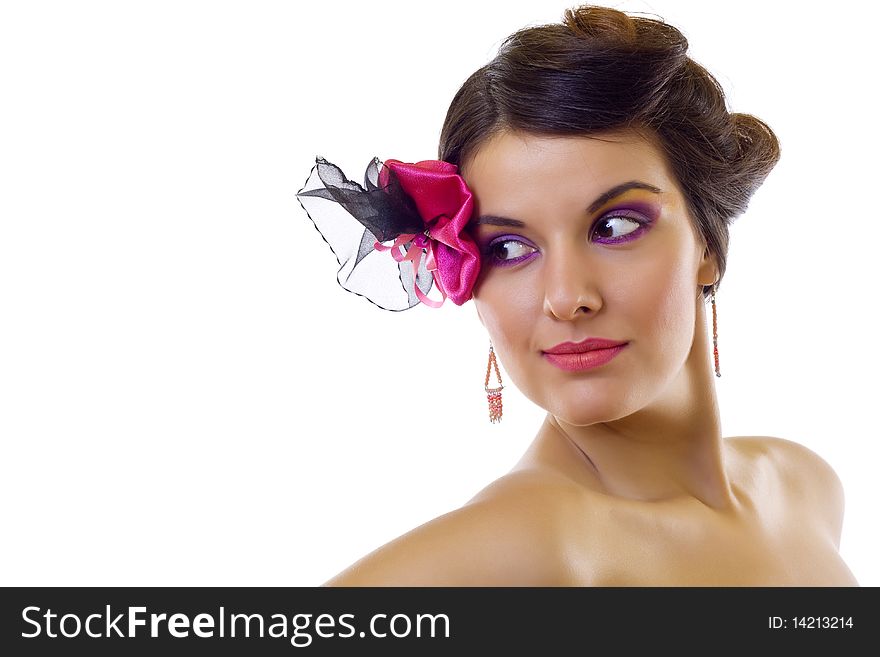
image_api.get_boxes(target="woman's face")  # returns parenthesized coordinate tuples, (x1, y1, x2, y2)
(461, 130, 718, 425)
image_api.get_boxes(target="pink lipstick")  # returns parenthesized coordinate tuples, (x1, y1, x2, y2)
(542, 338, 628, 372)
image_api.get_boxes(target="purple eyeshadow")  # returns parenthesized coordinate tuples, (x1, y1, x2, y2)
(608, 200, 661, 223)
(589, 201, 659, 245)
(478, 200, 661, 266)
(481, 233, 538, 267)
(592, 210, 652, 244)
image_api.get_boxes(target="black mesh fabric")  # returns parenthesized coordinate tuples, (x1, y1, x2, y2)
(296, 157, 436, 311)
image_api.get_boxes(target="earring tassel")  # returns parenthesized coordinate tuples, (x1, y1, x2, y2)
(484, 343, 504, 423)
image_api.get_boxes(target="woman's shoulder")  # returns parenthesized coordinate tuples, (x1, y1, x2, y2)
(322, 470, 577, 586)
(727, 435, 842, 489)
(727, 435, 846, 546)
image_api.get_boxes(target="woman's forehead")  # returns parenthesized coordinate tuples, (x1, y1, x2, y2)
(462, 130, 679, 219)
(461, 130, 675, 196)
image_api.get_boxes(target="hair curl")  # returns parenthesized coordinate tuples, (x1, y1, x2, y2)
(438, 4, 780, 299)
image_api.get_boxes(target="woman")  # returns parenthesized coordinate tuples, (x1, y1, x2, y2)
(297, 4, 858, 585)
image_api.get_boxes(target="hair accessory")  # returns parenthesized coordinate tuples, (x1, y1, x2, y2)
(295, 156, 481, 311)
(484, 342, 504, 423)
(711, 283, 720, 378)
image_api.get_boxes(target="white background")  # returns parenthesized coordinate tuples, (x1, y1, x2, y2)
(1, 0, 877, 586)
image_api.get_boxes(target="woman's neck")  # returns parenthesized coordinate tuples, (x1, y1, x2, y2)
(535, 296, 737, 511)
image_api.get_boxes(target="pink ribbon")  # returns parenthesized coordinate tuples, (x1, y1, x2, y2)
(376, 159, 481, 307)
(373, 232, 447, 308)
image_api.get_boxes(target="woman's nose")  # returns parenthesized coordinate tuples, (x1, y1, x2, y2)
(541, 243, 603, 321)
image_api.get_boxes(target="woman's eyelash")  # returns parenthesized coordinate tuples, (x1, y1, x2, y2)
(481, 235, 538, 268)
(481, 210, 653, 267)
(591, 212, 650, 244)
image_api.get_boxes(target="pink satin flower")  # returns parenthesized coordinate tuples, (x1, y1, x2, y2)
(375, 159, 481, 306)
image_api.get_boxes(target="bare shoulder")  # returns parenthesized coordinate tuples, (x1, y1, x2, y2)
(741, 436, 844, 498)
(729, 436, 846, 546)
(322, 470, 576, 586)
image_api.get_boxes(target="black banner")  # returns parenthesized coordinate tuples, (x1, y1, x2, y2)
(0, 587, 873, 655)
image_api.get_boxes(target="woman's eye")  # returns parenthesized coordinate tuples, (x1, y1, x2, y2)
(592, 215, 644, 242)
(484, 238, 537, 265)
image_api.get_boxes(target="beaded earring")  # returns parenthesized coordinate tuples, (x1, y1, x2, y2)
(711, 283, 721, 378)
(484, 342, 504, 423)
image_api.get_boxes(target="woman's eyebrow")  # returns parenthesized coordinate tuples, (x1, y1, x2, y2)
(587, 180, 662, 213)
(472, 215, 526, 228)
(473, 180, 663, 227)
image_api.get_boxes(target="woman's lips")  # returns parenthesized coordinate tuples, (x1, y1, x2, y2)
(542, 343, 628, 371)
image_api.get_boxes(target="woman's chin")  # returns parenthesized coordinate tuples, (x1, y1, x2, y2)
(539, 388, 647, 427)
(544, 401, 623, 427)
(552, 411, 614, 427)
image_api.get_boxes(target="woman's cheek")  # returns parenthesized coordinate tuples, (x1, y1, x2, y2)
(477, 268, 540, 320)
(475, 291, 530, 369)
(642, 264, 699, 361)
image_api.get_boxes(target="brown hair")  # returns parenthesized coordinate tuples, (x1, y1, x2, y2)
(438, 4, 780, 299)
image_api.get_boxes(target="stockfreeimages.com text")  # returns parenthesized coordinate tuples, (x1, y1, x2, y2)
(21, 605, 450, 647)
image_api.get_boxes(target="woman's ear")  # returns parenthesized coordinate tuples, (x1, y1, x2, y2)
(697, 246, 719, 287)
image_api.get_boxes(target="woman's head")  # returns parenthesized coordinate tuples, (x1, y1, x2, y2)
(440, 4, 780, 425)
(440, 4, 780, 301)
(464, 129, 717, 425)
